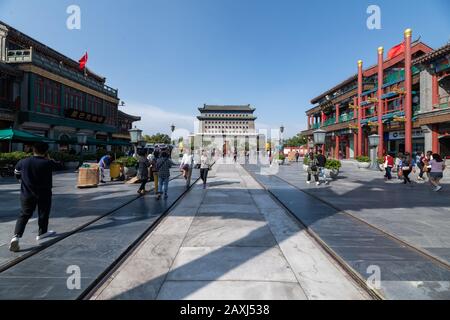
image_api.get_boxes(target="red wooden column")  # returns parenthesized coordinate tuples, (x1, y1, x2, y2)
(357, 60, 363, 156)
(352, 97, 358, 158)
(335, 104, 340, 124)
(432, 74, 439, 107)
(432, 124, 440, 153)
(404, 28, 413, 154)
(308, 115, 311, 129)
(335, 135, 340, 159)
(377, 47, 385, 157)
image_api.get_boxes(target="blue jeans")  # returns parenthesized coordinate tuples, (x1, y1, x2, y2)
(158, 177, 169, 195)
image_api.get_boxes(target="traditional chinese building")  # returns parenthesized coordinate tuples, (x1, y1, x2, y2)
(196, 104, 263, 155)
(301, 29, 439, 159)
(0, 20, 140, 153)
(414, 43, 450, 157)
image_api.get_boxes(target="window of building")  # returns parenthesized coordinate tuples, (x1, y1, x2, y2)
(87, 95, 102, 115)
(35, 77, 61, 114)
(65, 87, 84, 111)
(0, 78, 9, 101)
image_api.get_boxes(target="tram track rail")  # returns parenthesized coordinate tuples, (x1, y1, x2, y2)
(79, 174, 202, 300)
(0, 173, 183, 275)
(79, 163, 216, 300)
(242, 166, 384, 300)
(274, 171, 450, 272)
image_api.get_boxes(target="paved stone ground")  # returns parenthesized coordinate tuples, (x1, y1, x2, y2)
(0, 168, 179, 269)
(92, 164, 369, 300)
(0, 171, 197, 299)
(274, 161, 450, 265)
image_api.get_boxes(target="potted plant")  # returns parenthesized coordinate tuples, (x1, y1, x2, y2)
(324, 159, 342, 180)
(356, 156, 371, 169)
(114, 157, 138, 178)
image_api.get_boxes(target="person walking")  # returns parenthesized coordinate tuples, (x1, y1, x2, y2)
(417, 151, 426, 181)
(429, 153, 446, 192)
(306, 152, 320, 185)
(149, 151, 159, 194)
(383, 152, 394, 181)
(394, 152, 403, 180)
(180, 151, 192, 180)
(423, 151, 434, 181)
(98, 154, 112, 183)
(156, 151, 174, 200)
(136, 149, 150, 195)
(316, 149, 328, 185)
(401, 152, 414, 185)
(295, 151, 300, 163)
(200, 150, 210, 189)
(10, 142, 62, 252)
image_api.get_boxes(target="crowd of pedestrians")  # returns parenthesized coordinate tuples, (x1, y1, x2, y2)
(382, 150, 446, 192)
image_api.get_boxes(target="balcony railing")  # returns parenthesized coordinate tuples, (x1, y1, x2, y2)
(323, 117, 336, 127)
(339, 112, 354, 122)
(6, 47, 118, 98)
(311, 123, 320, 130)
(6, 48, 33, 63)
(434, 96, 450, 110)
(33, 54, 118, 98)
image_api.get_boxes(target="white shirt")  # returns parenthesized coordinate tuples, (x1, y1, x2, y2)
(200, 155, 210, 169)
(180, 153, 192, 166)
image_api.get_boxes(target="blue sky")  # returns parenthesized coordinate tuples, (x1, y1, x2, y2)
(1, 0, 449, 137)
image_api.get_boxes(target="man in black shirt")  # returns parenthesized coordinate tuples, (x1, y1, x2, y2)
(316, 150, 328, 185)
(9, 142, 62, 252)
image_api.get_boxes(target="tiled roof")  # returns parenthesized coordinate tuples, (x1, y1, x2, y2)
(310, 74, 357, 104)
(413, 43, 450, 65)
(118, 110, 141, 122)
(199, 105, 255, 112)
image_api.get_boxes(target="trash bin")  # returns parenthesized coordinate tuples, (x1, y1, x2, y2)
(110, 163, 122, 181)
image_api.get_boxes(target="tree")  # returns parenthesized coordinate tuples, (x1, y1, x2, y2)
(284, 134, 307, 147)
(143, 133, 171, 145)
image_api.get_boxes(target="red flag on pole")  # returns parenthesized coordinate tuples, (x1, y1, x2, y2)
(79, 52, 88, 70)
(387, 42, 405, 60)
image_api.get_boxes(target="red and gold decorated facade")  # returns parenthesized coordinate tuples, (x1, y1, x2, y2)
(302, 29, 450, 159)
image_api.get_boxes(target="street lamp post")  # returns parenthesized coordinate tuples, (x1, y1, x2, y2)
(129, 126, 143, 156)
(368, 134, 381, 171)
(313, 129, 326, 153)
(76, 132, 88, 168)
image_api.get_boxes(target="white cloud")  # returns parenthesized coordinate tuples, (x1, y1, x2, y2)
(120, 102, 196, 136)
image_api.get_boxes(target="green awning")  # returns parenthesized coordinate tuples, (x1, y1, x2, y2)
(0, 129, 54, 143)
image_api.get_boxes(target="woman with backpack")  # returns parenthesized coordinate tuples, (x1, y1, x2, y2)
(306, 152, 320, 186)
(429, 153, 446, 192)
